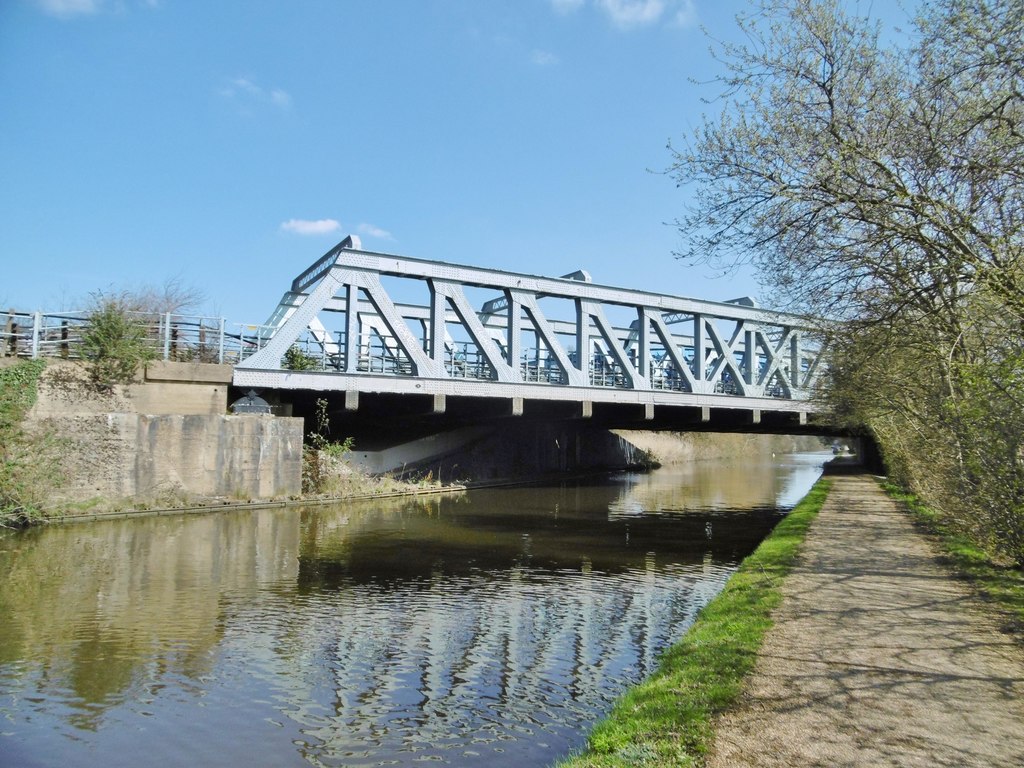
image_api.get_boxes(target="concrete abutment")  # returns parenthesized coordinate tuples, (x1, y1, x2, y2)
(23, 360, 304, 510)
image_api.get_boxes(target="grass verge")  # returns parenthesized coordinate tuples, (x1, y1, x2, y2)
(555, 478, 832, 768)
(882, 482, 1024, 633)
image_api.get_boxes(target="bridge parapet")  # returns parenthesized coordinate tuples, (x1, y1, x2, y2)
(233, 236, 825, 421)
(1, 308, 255, 365)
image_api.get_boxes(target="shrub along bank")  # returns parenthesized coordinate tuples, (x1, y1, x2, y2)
(0, 359, 61, 526)
(557, 478, 831, 768)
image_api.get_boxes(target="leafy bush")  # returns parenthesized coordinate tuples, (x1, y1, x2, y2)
(283, 346, 321, 371)
(0, 359, 45, 434)
(81, 293, 156, 388)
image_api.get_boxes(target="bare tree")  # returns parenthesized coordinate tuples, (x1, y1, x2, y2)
(671, 0, 1024, 563)
(124, 276, 205, 317)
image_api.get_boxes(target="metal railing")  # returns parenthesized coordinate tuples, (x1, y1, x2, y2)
(2, 308, 804, 402)
(1, 308, 274, 366)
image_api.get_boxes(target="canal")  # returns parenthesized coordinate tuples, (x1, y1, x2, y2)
(0, 451, 828, 768)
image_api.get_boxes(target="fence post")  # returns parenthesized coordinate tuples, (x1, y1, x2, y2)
(4, 309, 15, 357)
(163, 312, 172, 361)
(31, 311, 42, 359)
(218, 317, 225, 364)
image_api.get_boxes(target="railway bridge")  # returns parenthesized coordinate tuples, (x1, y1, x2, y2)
(3, 235, 835, 476)
(232, 236, 827, 458)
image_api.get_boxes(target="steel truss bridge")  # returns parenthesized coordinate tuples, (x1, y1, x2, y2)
(234, 236, 824, 430)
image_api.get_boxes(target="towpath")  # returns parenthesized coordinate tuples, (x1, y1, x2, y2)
(706, 474, 1024, 768)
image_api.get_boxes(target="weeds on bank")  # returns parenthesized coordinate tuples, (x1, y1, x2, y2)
(883, 482, 1024, 633)
(302, 398, 356, 494)
(557, 479, 832, 768)
(81, 293, 157, 388)
(301, 397, 451, 498)
(1, 359, 65, 526)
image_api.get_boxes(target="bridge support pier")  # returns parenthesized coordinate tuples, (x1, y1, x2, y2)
(580, 401, 592, 419)
(751, 409, 761, 425)
(645, 403, 655, 420)
(345, 390, 359, 411)
(701, 406, 711, 423)
(511, 397, 524, 417)
(433, 394, 446, 414)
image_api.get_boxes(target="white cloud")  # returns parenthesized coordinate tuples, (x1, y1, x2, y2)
(270, 89, 291, 108)
(553, 0, 694, 30)
(35, 0, 100, 18)
(596, 0, 666, 29)
(280, 218, 341, 236)
(531, 49, 560, 66)
(221, 77, 292, 111)
(357, 223, 393, 240)
(35, 0, 161, 17)
(229, 77, 260, 96)
(550, 0, 585, 14)
(671, 0, 697, 28)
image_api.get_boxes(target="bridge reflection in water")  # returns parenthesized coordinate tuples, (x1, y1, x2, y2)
(0, 454, 826, 767)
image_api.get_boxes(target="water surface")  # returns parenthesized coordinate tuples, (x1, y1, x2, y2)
(0, 452, 828, 767)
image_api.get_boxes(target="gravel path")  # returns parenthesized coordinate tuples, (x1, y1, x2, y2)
(706, 474, 1024, 768)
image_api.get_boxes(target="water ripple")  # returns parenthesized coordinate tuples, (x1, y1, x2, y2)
(0, 459, 824, 767)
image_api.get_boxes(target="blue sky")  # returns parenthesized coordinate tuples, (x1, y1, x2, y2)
(1, 0, 905, 323)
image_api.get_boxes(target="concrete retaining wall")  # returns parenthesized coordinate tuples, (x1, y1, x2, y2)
(27, 359, 232, 417)
(35, 412, 303, 503)
(24, 360, 303, 508)
(135, 413, 302, 499)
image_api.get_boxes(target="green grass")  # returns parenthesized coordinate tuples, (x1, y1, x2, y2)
(555, 478, 832, 768)
(882, 483, 1024, 632)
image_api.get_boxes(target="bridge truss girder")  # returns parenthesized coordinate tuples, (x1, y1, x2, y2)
(234, 236, 824, 419)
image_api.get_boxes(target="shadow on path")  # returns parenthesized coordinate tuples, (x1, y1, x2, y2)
(706, 475, 1024, 768)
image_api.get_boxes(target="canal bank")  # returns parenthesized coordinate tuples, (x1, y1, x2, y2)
(559, 473, 1024, 768)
